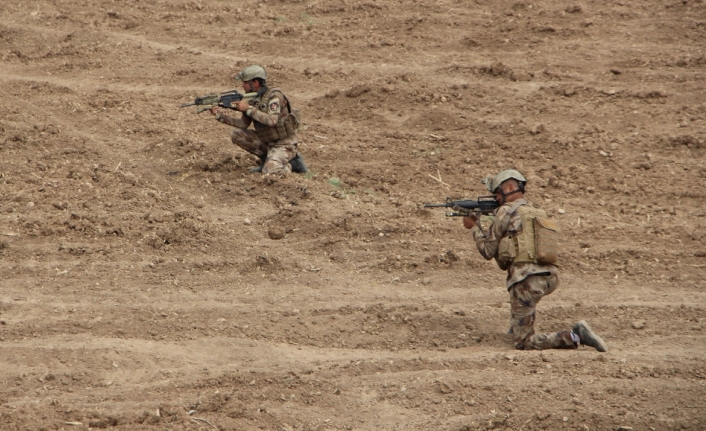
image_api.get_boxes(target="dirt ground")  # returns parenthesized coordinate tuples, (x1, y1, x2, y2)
(1, 0, 705, 430)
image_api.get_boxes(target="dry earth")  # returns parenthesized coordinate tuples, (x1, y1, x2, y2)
(1, 0, 705, 430)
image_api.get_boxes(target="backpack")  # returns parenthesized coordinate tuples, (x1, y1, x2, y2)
(497, 201, 559, 266)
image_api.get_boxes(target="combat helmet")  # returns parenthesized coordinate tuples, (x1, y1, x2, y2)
(482, 169, 527, 193)
(235, 65, 267, 82)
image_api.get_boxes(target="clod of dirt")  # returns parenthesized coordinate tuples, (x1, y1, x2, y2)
(438, 382, 453, 394)
(565, 5, 583, 13)
(268, 227, 285, 240)
(345, 84, 370, 98)
(632, 320, 646, 330)
(481, 61, 513, 78)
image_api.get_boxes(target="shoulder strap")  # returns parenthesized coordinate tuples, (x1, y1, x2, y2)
(500, 199, 527, 234)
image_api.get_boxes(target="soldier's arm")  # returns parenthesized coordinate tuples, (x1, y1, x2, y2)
(470, 206, 508, 260)
(245, 94, 283, 127)
(210, 107, 252, 129)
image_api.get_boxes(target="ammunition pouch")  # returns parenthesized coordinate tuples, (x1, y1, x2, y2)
(498, 235, 517, 264)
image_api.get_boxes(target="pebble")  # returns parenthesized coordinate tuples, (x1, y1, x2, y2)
(558, 209, 566, 214)
(632, 320, 646, 330)
(244, 218, 251, 225)
(27, 202, 35, 208)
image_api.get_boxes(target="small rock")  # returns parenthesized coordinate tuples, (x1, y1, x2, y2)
(615, 427, 633, 431)
(26, 202, 35, 208)
(632, 320, 645, 330)
(243, 218, 251, 225)
(610, 68, 622, 75)
(530, 124, 546, 135)
(268, 228, 285, 240)
(565, 5, 582, 13)
(557, 209, 566, 214)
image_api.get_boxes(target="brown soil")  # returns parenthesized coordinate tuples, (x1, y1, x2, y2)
(1, 0, 705, 430)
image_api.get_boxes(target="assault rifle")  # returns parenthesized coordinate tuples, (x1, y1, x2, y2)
(424, 196, 499, 217)
(180, 90, 258, 113)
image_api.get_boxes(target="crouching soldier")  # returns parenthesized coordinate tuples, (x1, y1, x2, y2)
(209, 64, 307, 174)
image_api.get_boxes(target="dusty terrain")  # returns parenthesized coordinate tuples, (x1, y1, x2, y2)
(1, 0, 705, 430)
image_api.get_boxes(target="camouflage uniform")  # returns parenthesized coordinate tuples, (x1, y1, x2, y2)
(215, 88, 298, 174)
(470, 201, 575, 350)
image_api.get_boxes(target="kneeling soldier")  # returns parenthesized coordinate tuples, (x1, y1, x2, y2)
(463, 169, 608, 352)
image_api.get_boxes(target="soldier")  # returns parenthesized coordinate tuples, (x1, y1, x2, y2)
(209, 65, 308, 174)
(463, 169, 608, 352)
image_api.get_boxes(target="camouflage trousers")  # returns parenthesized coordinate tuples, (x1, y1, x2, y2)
(230, 129, 297, 174)
(509, 273, 576, 350)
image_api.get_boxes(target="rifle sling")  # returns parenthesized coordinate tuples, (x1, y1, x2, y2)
(500, 199, 527, 234)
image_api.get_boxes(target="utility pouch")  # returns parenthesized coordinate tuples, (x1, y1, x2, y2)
(534, 217, 559, 265)
(497, 235, 517, 264)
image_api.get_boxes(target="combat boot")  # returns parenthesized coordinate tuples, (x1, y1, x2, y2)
(572, 320, 608, 352)
(289, 152, 308, 173)
(249, 155, 267, 173)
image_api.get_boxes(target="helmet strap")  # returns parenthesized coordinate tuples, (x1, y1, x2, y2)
(498, 188, 522, 204)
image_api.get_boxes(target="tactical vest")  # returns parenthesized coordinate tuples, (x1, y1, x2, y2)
(252, 87, 301, 144)
(497, 202, 560, 266)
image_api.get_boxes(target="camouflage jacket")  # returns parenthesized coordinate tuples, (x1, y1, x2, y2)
(215, 87, 298, 146)
(470, 199, 557, 290)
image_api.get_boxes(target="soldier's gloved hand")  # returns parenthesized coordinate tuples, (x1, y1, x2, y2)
(462, 215, 477, 229)
(208, 106, 220, 116)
